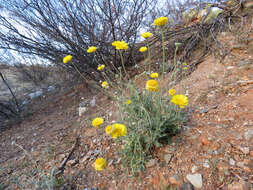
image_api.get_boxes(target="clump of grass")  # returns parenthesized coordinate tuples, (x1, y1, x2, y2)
(117, 85, 186, 175)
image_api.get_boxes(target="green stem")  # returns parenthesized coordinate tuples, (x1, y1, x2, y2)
(172, 47, 178, 82)
(147, 41, 151, 73)
(161, 28, 165, 75)
(72, 62, 88, 82)
(119, 50, 129, 80)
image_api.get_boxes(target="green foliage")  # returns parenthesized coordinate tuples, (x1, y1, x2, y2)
(116, 84, 186, 175)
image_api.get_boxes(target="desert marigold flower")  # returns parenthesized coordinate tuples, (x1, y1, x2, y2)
(111, 123, 127, 139)
(169, 89, 176, 96)
(139, 46, 147, 52)
(94, 157, 106, 171)
(183, 62, 187, 66)
(153, 17, 168, 26)
(171, 94, 188, 108)
(183, 67, 188, 70)
(105, 125, 113, 134)
(101, 81, 109, 89)
(92, 117, 104, 127)
(87, 46, 97, 53)
(63, 55, 72, 64)
(126, 99, 132, 105)
(112, 40, 128, 50)
(97, 64, 105, 71)
(150, 72, 159, 78)
(141, 32, 153, 38)
(146, 80, 159, 92)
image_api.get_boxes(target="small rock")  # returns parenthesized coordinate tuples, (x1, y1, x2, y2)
(229, 158, 236, 166)
(239, 147, 250, 154)
(227, 66, 234, 70)
(79, 107, 87, 117)
(169, 175, 182, 186)
(146, 159, 157, 168)
(203, 161, 210, 168)
(237, 162, 244, 168)
(186, 173, 202, 189)
(180, 182, 194, 190)
(191, 165, 198, 173)
(250, 150, 253, 157)
(164, 154, 172, 164)
(228, 180, 250, 190)
(244, 129, 253, 141)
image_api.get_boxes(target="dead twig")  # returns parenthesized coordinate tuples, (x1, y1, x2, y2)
(57, 135, 80, 175)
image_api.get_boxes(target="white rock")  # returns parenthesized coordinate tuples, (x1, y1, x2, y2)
(244, 129, 253, 141)
(186, 173, 202, 189)
(203, 161, 210, 168)
(79, 107, 87, 116)
(28, 90, 42, 99)
(229, 158, 235, 166)
(239, 147, 250, 154)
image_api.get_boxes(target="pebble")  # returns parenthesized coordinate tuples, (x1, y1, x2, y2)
(229, 158, 235, 166)
(244, 129, 253, 141)
(203, 161, 210, 168)
(186, 173, 202, 189)
(146, 159, 157, 168)
(191, 165, 198, 173)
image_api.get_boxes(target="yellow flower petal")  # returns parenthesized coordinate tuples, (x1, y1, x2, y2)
(141, 32, 153, 38)
(87, 46, 97, 53)
(105, 125, 113, 134)
(139, 46, 147, 52)
(112, 41, 128, 50)
(150, 73, 159, 78)
(97, 64, 105, 71)
(92, 117, 104, 127)
(101, 81, 109, 89)
(146, 80, 159, 92)
(111, 123, 127, 139)
(63, 55, 72, 64)
(94, 157, 106, 171)
(153, 17, 168, 26)
(126, 99, 132, 105)
(170, 94, 188, 108)
(169, 89, 176, 96)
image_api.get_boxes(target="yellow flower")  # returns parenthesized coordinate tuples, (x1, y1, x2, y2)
(111, 123, 127, 139)
(105, 125, 113, 134)
(171, 94, 188, 108)
(94, 157, 106, 171)
(126, 99, 132, 105)
(146, 80, 159, 92)
(141, 32, 153, 38)
(153, 17, 168, 26)
(139, 46, 147, 52)
(183, 62, 187, 66)
(97, 64, 105, 71)
(169, 89, 176, 96)
(87, 46, 97, 53)
(92, 117, 104, 127)
(101, 81, 109, 89)
(112, 40, 128, 50)
(183, 67, 188, 70)
(63, 55, 72, 64)
(150, 72, 159, 78)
